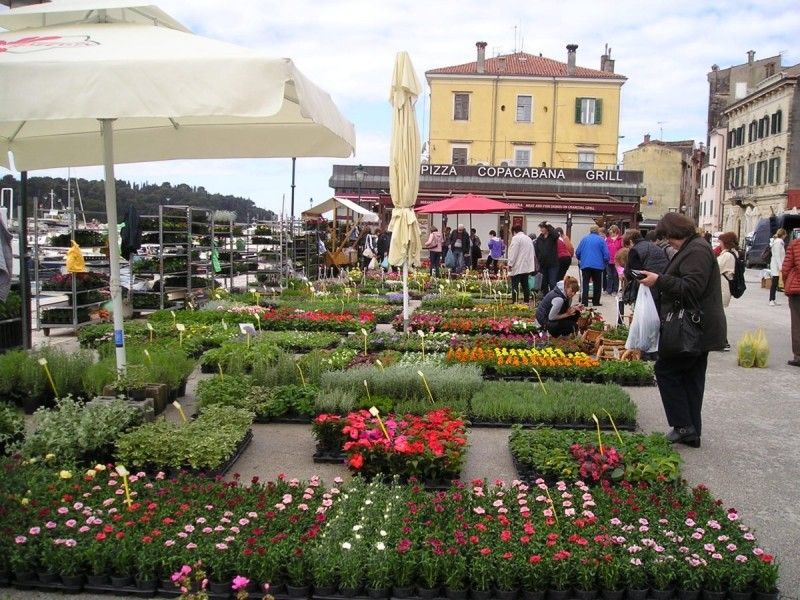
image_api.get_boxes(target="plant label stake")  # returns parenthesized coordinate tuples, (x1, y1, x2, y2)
(254, 313, 261, 331)
(218, 363, 224, 380)
(115, 465, 133, 509)
(340, 298, 345, 315)
(170, 310, 176, 324)
(143, 349, 152, 364)
(417, 370, 434, 404)
(172, 400, 188, 423)
(418, 330, 425, 359)
(602, 409, 624, 445)
(363, 379, 372, 405)
(38, 357, 59, 398)
(592, 414, 604, 455)
(146, 321, 154, 343)
(221, 320, 228, 331)
(175, 322, 186, 347)
(368, 405, 390, 440)
(375, 359, 384, 371)
(360, 328, 368, 356)
(296, 362, 306, 387)
(530, 366, 548, 395)
(544, 486, 559, 525)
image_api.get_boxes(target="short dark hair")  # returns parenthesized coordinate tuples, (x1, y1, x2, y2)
(489, 230, 496, 236)
(470, 228, 476, 234)
(511, 225, 522, 234)
(718, 231, 738, 249)
(655, 212, 696, 240)
(555, 227, 564, 236)
(623, 229, 643, 246)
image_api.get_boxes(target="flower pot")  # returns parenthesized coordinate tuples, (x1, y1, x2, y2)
(547, 591, 571, 600)
(627, 590, 649, 600)
(110, 574, 133, 588)
(367, 587, 390, 599)
(418, 587, 440, 599)
(678, 591, 700, 600)
(702, 591, 725, 600)
(727, 591, 751, 600)
(340, 586, 362, 598)
(13, 570, 35, 585)
(136, 577, 157, 591)
(651, 590, 674, 600)
(575, 591, 597, 600)
(601, 591, 624, 600)
(38, 571, 59, 584)
(209, 581, 232, 595)
(393, 586, 415, 599)
(61, 573, 85, 589)
(445, 587, 468, 600)
(86, 574, 110, 587)
(287, 584, 311, 598)
(315, 585, 338, 596)
(471, 589, 492, 600)
(496, 590, 519, 600)
(161, 577, 177, 591)
(523, 591, 546, 600)
(754, 593, 778, 600)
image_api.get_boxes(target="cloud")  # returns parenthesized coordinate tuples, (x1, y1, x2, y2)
(3, 0, 799, 215)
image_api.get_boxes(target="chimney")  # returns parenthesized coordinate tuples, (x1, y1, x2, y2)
(600, 44, 615, 73)
(747, 50, 755, 65)
(644, 134, 651, 144)
(566, 44, 578, 76)
(498, 56, 507, 73)
(476, 41, 487, 74)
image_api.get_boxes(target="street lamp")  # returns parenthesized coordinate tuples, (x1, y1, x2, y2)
(353, 164, 367, 205)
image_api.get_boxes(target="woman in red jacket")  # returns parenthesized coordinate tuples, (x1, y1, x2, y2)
(782, 237, 800, 367)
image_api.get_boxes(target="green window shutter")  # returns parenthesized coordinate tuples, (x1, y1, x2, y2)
(594, 99, 603, 124)
(575, 98, 582, 123)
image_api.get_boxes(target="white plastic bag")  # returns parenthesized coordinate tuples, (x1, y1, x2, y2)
(625, 284, 660, 352)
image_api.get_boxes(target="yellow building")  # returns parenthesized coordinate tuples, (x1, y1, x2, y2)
(425, 43, 626, 170)
(623, 136, 703, 221)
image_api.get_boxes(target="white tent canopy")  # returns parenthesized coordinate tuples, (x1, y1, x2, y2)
(303, 196, 379, 223)
(0, 0, 189, 31)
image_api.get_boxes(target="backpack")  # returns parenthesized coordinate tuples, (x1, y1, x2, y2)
(728, 250, 747, 299)
(761, 244, 772, 264)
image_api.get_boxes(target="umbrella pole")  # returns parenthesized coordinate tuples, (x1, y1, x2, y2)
(402, 258, 409, 333)
(100, 119, 127, 374)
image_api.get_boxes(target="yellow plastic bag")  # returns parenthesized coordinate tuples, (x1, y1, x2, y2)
(736, 329, 769, 368)
(66, 241, 87, 273)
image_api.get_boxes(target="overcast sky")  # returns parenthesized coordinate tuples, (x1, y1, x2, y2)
(2, 0, 800, 217)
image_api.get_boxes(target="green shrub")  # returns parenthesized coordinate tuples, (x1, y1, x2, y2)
(21, 396, 142, 466)
(470, 381, 637, 425)
(115, 405, 254, 471)
(320, 364, 482, 405)
(196, 375, 255, 410)
(0, 350, 29, 404)
(0, 402, 24, 453)
(314, 389, 358, 415)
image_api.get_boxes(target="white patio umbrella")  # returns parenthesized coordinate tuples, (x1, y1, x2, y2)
(0, 2, 355, 372)
(387, 51, 421, 333)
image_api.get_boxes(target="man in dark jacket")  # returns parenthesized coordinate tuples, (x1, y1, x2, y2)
(535, 222, 559, 293)
(638, 213, 726, 449)
(449, 224, 471, 273)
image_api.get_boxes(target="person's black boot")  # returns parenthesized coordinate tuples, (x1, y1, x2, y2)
(666, 426, 700, 448)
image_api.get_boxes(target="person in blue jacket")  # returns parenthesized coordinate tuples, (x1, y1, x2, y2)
(575, 225, 610, 307)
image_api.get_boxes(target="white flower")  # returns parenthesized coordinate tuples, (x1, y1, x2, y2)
(341, 542, 352, 550)
(379, 530, 387, 537)
(376, 542, 386, 550)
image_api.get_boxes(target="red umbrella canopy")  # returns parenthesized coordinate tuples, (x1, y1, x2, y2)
(415, 193, 520, 214)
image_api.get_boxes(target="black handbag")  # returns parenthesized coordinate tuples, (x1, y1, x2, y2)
(658, 299, 703, 358)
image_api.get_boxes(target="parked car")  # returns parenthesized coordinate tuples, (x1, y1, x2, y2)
(745, 214, 800, 268)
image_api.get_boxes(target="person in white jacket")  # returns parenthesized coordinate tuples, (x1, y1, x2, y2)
(769, 229, 787, 305)
(507, 225, 537, 303)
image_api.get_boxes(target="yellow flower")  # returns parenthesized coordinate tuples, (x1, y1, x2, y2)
(45, 453, 56, 461)
(20, 497, 29, 506)
(59, 470, 73, 480)
(85, 469, 97, 478)
(94, 464, 107, 471)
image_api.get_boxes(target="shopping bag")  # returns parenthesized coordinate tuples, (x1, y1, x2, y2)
(381, 256, 390, 270)
(528, 272, 542, 291)
(444, 249, 455, 269)
(368, 257, 378, 270)
(625, 284, 661, 352)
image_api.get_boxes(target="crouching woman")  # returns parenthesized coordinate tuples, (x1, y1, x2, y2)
(535, 276, 584, 337)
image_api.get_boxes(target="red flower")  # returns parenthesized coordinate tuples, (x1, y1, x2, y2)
(479, 547, 492, 556)
(529, 555, 542, 564)
(348, 453, 364, 470)
(761, 554, 774, 563)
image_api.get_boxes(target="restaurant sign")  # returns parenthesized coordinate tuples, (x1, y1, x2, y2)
(421, 164, 628, 183)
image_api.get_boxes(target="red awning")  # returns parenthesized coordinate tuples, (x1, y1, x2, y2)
(415, 193, 520, 214)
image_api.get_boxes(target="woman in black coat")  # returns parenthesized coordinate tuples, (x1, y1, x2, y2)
(638, 213, 726, 449)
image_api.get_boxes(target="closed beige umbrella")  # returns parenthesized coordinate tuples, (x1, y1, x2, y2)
(387, 51, 421, 331)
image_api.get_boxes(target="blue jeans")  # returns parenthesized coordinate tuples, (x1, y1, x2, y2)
(452, 249, 465, 273)
(540, 264, 559, 294)
(429, 252, 441, 276)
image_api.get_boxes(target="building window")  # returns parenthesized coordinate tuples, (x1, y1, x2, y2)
(771, 110, 783, 134)
(735, 81, 747, 99)
(575, 98, 603, 124)
(711, 170, 715, 186)
(765, 63, 775, 77)
(755, 160, 768, 185)
(577, 150, 595, 169)
(748, 121, 757, 143)
(768, 157, 781, 183)
(516, 95, 533, 123)
(735, 166, 744, 188)
(712, 145, 716, 159)
(758, 116, 770, 139)
(514, 146, 531, 167)
(747, 163, 755, 186)
(737, 125, 745, 146)
(453, 93, 470, 121)
(451, 146, 468, 165)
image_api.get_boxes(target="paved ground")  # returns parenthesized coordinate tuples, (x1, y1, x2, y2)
(14, 267, 798, 599)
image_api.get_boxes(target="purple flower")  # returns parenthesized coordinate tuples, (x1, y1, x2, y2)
(232, 576, 250, 591)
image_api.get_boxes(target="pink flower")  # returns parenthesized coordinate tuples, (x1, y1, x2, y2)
(186, 543, 197, 550)
(704, 544, 716, 552)
(45, 521, 57, 529)
(57, 507, 69, 514)
(232, 576, 250, 591)
(65, 519, 77, 528)
(238, 518, 250, 526)
(78, 526, 89, 533)
(473, 507, 485, 515)
(14, 536, 27, 544)
(28, 527, 40, 535)
(64, 539, 77, 547)
(282, 494, 293, 504)
(165, 540, 175, 547)
(216, 543, 229, 550)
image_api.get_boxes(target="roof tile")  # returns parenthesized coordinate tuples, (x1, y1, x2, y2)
(426, 51, 626, 80)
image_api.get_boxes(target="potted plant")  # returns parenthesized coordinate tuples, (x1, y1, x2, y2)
(443, 553, 467, 600)
(753, 553, 779, 600)
(312, 414, 345, 458)
(599, 559, 624, 600)
(364, 541, 392, 599)
(111, 365, 150, 401)
(520, 554, 548, 600)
